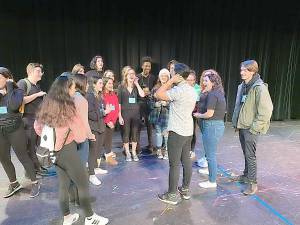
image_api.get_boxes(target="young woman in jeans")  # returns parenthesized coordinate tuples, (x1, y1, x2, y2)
(0, 67, 40, 198)
(34, 75, 108, 225)
(149, 68, 170, 160)
(193, 69, 226, 189)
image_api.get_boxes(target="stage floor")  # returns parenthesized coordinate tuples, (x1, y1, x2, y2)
(0, 121, 299, 225)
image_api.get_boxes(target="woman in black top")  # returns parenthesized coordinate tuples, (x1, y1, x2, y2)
(118, 67, 145, 162)
(0, 67, 39, 198)
(194, 69, 226, 189)
(86, 76, 112, 186)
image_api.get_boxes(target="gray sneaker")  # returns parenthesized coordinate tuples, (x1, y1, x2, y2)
(3, 182, 23, 198)
(158, 192, 180, 205)
(30, 182, 40, 198)
(178, 187, 191, 200)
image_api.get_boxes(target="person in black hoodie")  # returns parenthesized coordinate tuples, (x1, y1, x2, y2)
(0, 67, 40, 198)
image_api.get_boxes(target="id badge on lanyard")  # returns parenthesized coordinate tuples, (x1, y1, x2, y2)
(129, 97, 136, 104)
(0, 106, 8, 114)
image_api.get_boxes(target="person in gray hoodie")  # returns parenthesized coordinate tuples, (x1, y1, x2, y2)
(231, 60, 273, 195)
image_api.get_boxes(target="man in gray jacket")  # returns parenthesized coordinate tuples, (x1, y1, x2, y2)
(232, 60, 273, 195)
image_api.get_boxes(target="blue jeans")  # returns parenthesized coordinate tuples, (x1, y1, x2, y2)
(201, 120, 225, 182)
(155, 124, 168, 148)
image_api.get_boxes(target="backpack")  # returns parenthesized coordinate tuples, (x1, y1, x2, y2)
(36, 125, 70, 168)
(18, 78, 32, 114)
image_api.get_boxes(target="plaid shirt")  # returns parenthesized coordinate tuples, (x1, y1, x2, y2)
(148, 88, 169, 128)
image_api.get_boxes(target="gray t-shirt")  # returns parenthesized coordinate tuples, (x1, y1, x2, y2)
(166, 81, 197, 136)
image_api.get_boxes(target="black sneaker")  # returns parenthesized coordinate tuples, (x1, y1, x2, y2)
(178, 187, 191, 200)
(3, 182, 23, 198)
(30, 182, 40, 198)
(158, 192, 180, 205)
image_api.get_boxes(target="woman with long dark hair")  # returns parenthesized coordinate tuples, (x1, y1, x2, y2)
(34, 75, 108, 225)
(0, 67, 40, 198)
(86, 76, 112, 185)
(194, 69, 226, 189)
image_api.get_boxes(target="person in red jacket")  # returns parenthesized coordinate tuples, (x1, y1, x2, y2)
(102, 77, 119, 165)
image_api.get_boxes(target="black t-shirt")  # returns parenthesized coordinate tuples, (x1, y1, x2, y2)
(137, 73, 156, 91)
(17, 79, 43, 117)
(117, 84, 140, 111)
(204, 89, 226, 120)
(198, 92, 208, 114)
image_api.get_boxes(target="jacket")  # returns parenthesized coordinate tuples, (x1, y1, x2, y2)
(0, 82, 23, 132)
(232, 77, 273, 135)
(86, 92, 106, 133)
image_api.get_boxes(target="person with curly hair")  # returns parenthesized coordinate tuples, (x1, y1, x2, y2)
(194, 69, 226, 189)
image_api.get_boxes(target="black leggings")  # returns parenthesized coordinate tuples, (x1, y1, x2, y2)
(104, 126, 114, 153)
(122, 110, 140, 143)
(0, 123, 36, 182)
(88, 131, 104, 175)
(56, 141, 93, 216)
(168, 131, 193, 193)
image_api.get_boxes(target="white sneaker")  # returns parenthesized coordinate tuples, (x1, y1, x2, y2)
(63, 213, 79, 225)
(157, 149, 163, 159)
(198, 181, 217, 188)
(190, 151, 196, 160)
(89, 175, 102, 186)
(163, 151, 168, 160)
(198, 168, 209, 175)
(85, 213, 109, 225)
(197, 157, 208, 168)
(94, 168, 108, 175)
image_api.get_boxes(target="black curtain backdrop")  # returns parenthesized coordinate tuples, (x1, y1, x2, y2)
(0, 0, 299, 121)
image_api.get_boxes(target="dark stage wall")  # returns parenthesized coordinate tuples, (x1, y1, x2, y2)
(0, 1, 299, 120)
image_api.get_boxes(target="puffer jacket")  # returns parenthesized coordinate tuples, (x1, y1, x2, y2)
(232, 78, 273, 135)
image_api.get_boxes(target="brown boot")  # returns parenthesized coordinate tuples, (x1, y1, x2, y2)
(243, 183, 258, 195)
(106, 155, 118, 166)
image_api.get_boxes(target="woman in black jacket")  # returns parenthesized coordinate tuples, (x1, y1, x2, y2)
(0, 67, 40, 198)
(86, 75, 112, 186)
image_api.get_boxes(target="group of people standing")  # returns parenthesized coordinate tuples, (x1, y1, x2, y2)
(0, 56, 273, 224)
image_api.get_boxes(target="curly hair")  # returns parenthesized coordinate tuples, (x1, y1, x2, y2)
(201, 69, 224, 93)
(90, 55, 103, 70)
(35, 75, 76, 127)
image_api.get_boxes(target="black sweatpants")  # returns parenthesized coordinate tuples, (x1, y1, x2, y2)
(88, 131, 104, 175)
(0, 123, 36, 182)
(23, 117, 41, 171)
(56, 142, 93, 217)
(167, 131, 193, 193)
(104, 126, 114, 153)
(239, 129, 258, 183)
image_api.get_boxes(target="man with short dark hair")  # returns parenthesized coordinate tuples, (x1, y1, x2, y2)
(137, 56, 157, 153)
(17, 63, 46, 175)
(156, 63, 197, 205)
(232, 59, 273, 195)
